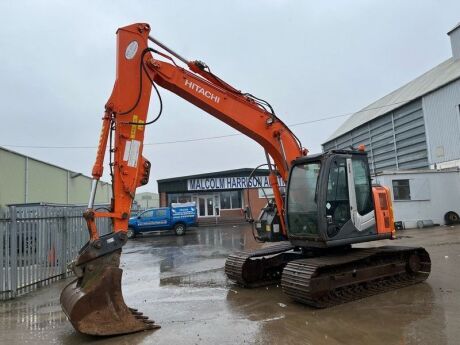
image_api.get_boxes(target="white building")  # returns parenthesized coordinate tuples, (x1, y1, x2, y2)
(133, 192, 159, 211)
(324, 23, 460, 171)
(375, 169, 460, 228)
(323, 22, 460, 227)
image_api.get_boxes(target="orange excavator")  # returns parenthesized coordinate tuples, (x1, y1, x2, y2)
(60, 23, 431, 336)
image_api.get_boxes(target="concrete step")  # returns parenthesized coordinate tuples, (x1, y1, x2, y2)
(197, 217, 246, 227)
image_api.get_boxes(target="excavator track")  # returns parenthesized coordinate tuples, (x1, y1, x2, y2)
(225, 242, 297, 287)
(281, 246, 431, 308)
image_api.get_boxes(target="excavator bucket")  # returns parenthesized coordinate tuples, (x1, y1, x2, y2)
(60, 249, 159, 336)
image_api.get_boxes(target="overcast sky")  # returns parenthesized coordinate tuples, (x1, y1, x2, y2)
(1, 1, 459, 193)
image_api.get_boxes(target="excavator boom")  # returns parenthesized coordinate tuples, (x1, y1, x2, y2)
(60, 23, 305, 336)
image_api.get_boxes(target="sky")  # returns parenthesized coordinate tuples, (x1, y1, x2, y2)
(1, 0, 459, 193)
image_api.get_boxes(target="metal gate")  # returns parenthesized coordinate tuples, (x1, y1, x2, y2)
(0, 204, 111, 300)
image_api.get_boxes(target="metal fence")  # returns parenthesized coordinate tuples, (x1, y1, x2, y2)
(0, 204, 111, 300)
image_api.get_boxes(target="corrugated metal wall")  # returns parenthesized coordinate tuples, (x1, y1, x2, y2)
(323, 100, 429, 174)
(0, 148, 112, 207)
(422, 79, 460, 165)
(450, 27, 460, 60)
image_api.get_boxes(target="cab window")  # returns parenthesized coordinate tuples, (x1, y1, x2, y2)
(287, 162, 321, 236)
(326, 157, 351, 228)
(352, 158, 373, 215)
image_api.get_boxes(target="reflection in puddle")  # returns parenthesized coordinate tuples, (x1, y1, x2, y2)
(226, 282, 449, 345)
(124, 225, 264, 290)
(0, 295, 67, 331)
(160, 268, 227, 288)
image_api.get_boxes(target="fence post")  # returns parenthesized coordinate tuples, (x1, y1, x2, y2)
(61, 211, 68, 278)
(9, 206, 17, 298)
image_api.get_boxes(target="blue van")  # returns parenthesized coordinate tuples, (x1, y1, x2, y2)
(128, 202, 198, 238)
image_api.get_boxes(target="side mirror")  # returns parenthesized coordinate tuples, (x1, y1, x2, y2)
(137, 216, 141, 219)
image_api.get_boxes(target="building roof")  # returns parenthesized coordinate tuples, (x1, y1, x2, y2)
(0, 146, 110, 185)
(157, 168, 270, 184)
(447, 22, 460, 35)
(325, 57, 460, 142)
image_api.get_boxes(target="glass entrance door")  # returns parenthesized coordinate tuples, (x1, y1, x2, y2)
(197, 195, 217, 217)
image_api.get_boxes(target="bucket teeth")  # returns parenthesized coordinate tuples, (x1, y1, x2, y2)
(60, 250, 160, 336)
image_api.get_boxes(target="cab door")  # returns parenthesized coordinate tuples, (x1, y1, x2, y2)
(346, 156, 375, 231)
(323, 154, 375, 238)
(325, 156, 351, 238)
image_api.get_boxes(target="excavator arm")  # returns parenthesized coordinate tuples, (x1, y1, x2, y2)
(61, 23, 305, 336)
(85, 23, 305, 241)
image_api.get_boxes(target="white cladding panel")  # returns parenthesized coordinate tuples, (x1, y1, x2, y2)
(450, 26, 460, 60)
(422, 78, 460, 165)
(326, 58, 460, 141)
(374, 170, 460, 228)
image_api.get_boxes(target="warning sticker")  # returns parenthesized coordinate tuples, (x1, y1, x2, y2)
(127, 140, 140, 167)
(123, 140, 140, 168)
(123, 141, 132, 161)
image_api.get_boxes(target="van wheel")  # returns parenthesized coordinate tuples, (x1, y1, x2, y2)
(445, 211, 460, 225)
(127, 227, 136, 239)
(174, 223, 186, 236)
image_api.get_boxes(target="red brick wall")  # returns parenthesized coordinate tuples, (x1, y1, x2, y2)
(243, 189, 267, 218)
(160, 192, 167, 207)
(220, 209, 244, 219)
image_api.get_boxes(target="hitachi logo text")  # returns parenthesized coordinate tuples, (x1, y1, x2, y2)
(184, 79, 220, 103)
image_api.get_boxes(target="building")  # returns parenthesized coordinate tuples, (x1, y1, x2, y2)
(157, 168, 282, 225)
(374, 169, 460, 228)
(0, 147, 111, 209)
(322, 22, 460, 227)
(133, 192, 160, 211)
(323, 23, 460, 172)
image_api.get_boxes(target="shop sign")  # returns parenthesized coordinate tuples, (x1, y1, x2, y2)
(187, 176, 284, 191)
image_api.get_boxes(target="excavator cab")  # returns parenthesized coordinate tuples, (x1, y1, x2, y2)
(286, 150, 394, 247)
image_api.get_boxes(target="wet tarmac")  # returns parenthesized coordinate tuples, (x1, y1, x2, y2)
(1, 224, 460, 345)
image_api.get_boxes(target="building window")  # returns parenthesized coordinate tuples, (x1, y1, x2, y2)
(258, 188, 273, 198)
(168, 193, 192, 205)
(219, 191, 242, 209)
(258, 186, 285, 199)
(392, 179, 411, 200)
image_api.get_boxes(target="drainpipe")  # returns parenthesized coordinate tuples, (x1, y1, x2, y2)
(66, 171, 70, 204)
(24, 157, 29, 203)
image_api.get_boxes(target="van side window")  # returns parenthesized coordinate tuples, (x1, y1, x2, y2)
(140, 210, 153, 218)
(156, 209, 167, 217)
